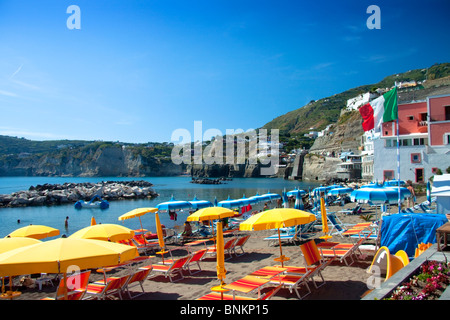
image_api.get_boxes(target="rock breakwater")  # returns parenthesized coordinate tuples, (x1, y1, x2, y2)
(0, 180, 159, 208)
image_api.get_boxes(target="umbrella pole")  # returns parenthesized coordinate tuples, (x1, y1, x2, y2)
(278, 228, 284, 267)
(63, 273, 68, 300)
(139, 217, 147, 244)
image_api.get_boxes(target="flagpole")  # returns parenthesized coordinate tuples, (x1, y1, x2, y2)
(396, 85, 401, 214)
(397, 117, 401, 214)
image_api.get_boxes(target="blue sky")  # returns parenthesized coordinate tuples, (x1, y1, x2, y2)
(0, 0, 449, 143)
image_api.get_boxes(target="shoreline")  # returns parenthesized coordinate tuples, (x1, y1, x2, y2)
(13, 196, 430, 301)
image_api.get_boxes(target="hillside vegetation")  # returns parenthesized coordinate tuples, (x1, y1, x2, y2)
(262, 62, 450, 142)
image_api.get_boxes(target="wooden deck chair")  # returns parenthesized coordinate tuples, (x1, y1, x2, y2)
(207, 237, 237, 260)
(84, 275, 130, 300)
(125, 268, 152, 299)
(41, 270, 91, 300)
(232, 235, 251, 256)
(150, 255, 190, 282)
(184, 248, 208, 275)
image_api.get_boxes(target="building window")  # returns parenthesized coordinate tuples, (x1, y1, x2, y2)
(446, 106, 450, 121)
(411, 153, 421, 163)
(413, 138, 426, 146)
(407, 115, 414, 120)
(383, 170, 395, 181)
(401, 139, 412, 146)
(445, 134, 450, 145)
(415, 168, 424, 183)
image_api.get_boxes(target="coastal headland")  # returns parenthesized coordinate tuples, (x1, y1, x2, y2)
(0, 180, 159, 208)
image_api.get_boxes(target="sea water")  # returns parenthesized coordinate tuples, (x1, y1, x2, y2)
(0, 176, 321, 238)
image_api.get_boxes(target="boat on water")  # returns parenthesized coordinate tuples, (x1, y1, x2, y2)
(74, 195, 109, 210)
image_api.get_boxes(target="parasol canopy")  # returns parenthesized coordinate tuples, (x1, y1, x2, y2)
(0, 238, 138, 277)
(240, 208, 316, 267)
(68, 224, 135, 242)
(6, 225, 60, 240)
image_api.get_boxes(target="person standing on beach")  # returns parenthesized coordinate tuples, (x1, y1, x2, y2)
(407, 183, 416, 207)
(65, 216, 69, 228)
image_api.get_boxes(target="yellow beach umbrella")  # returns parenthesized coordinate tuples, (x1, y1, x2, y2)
(240, 208, 316, 267)
(186, 207, 236, 222)
(68, 224, 135, 242)
(155, 212, 169, 262)
(0, 237, 42, 255)
(0, 238, 138, 277)
(0, 237, 42, 298)
(118, 207, 158, 232)
(187, 206, 236, 242)
(7, 225, 60, 240)
(210, 221, 229, 299)
(0, 238, 138, 299)
(319, 197, 332, 241)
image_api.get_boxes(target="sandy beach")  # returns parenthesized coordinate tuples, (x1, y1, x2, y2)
(13, 195, 427, 302)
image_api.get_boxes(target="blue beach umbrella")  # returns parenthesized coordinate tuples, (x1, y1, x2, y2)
(327, 187, 354, 196)
(248, 193, 265, 204)
(384, 186, 412, 200)
(294, 196, 304, 210)
(156, 196, 193, 212)
(287, 189, 307, 197)
(238, 195, 258, 206)
(260, 192, 281, 201)
(218, 196, 244, 209)
(282, 191, 289, 208)
(383, 180, 406, 187)
(189, 196, 214, 210)
(350, 185, 399, 205)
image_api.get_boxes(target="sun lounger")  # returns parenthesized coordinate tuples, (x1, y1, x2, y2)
(298, 239, 334, 288)
(125, 268, 152, 299)
(269, 273, 311, 299)
(84, 275, 130, 300)
(207, 237, 237, 260)
(327, 214, 349, 237)
(132, 234, 160, 254)
(232, 234, 251, 256)
(197, 284, 283, 300)
(184, 248, 208, 275)
(318, 237, 365, 266)
(41, 270, 91, 300)
(150, 255, 190, 282)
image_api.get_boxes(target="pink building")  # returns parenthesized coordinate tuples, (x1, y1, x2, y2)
(374, 93, 450, 183)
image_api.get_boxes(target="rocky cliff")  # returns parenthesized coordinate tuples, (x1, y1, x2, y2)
(309, 110, 364, 155)
(302, 154, 342, 182)
(0, 145, 184, 177)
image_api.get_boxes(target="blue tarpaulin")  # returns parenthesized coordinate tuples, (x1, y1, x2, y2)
(380, 213, 448, 258)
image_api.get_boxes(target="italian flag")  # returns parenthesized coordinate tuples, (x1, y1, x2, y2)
(359, 87, 398, 132)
